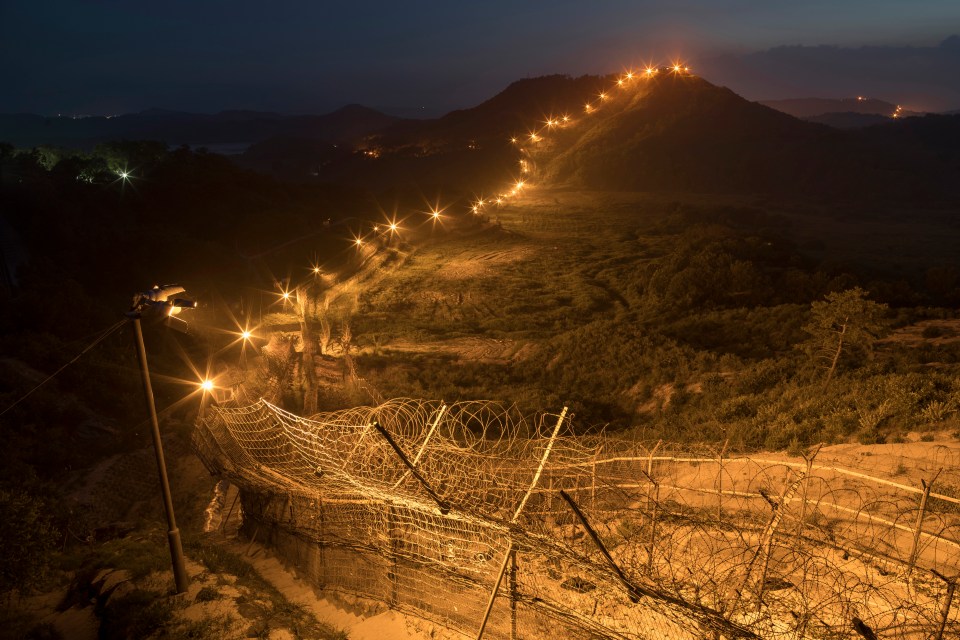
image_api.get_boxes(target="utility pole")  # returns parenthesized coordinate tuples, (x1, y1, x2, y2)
(128, 284, 195, 594)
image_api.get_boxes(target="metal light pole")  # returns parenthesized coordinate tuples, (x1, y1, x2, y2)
(128, 284, 195, 594)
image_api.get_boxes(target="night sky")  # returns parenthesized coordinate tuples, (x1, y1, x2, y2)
(2, 0, 959, 116)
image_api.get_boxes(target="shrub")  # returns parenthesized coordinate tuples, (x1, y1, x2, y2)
(0, 486, 58, 594)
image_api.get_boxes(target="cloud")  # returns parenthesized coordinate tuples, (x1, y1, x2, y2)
(699, 36, 960, 112)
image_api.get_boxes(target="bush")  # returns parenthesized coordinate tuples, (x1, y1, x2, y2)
(99, 589, 176, 640)
(0, 485, 59, 594)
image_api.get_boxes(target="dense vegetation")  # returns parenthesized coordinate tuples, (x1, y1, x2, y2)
(348, 197, 960, 451)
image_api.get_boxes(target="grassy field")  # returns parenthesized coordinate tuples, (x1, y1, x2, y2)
(254, 186, 960, 448)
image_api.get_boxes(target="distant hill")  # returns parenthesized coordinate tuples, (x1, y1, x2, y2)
(238, 75, 614, 186)
(761, 97, 902, 119)
(234, 73, 960, 200)
(803, 112, 893, 129)
(0, 104, 401, 149)
(365, 74, 612, 151)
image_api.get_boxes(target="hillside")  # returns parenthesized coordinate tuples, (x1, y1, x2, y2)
(5, 65, 960, 638)
(530, 73, 960, 199)
(803, 111, 893, 129)
(367, 74, 611, 149)
(760, 96, 901, 119)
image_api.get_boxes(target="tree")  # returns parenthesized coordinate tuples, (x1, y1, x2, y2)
(803, 287, 889, 387)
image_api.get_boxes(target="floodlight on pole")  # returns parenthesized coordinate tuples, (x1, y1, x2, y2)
(126, 284, 193, 594)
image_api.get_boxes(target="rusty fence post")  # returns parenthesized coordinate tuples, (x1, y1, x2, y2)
(476, 407, 568, 640)
(221, 488, 240, 536)
(644, 440, 662, 515)
(509, 548, 519, 640)
(590, 446, 599, 511)
(717, 439, 728, 523)
(795, 444, 822, 545)
(318, 495, 327, 587)
(387, 502, 399, 606)
(932, 570, 957, 640)
(638, 468, 660, 575)
(907, 470, 941, 576)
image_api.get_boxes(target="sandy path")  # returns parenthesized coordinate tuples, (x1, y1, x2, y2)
(225, 538, 469, 640)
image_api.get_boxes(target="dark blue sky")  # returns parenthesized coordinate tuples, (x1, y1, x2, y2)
(2, 0, 959, 115)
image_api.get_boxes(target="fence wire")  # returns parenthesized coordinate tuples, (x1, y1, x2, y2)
(193, 398, 960, 639)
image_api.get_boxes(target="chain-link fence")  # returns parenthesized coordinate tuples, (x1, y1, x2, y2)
(193, 398, 960, 639)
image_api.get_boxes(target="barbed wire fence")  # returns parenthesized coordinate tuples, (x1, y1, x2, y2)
(192, 398, 960, 639)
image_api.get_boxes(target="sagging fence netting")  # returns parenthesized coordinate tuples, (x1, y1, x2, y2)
(192, 398, 960, 639)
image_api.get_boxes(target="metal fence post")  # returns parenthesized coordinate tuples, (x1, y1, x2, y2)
(221, 487, 240, 536)
(795, 444, 822, 544)
(509, 548, 519, 640)
(477, 407, 567, 640)
(717, 439, 728, 523)
(933, 570, 957, 640)
(590, 446, 599, 511)
(318, 495, 327, 587)
(908, 471, 941, 576)
(645, 440, 661, 515)
(638, 468, 660, 575)
(387, 502, 399, 606)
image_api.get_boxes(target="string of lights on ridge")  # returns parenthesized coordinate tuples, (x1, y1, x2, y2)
(347, 60, 694, 245)
(223, 60, 696, 381)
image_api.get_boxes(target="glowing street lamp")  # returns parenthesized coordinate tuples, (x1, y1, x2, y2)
(200, 379, 214, 392)
(127, 284, 195, 594)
